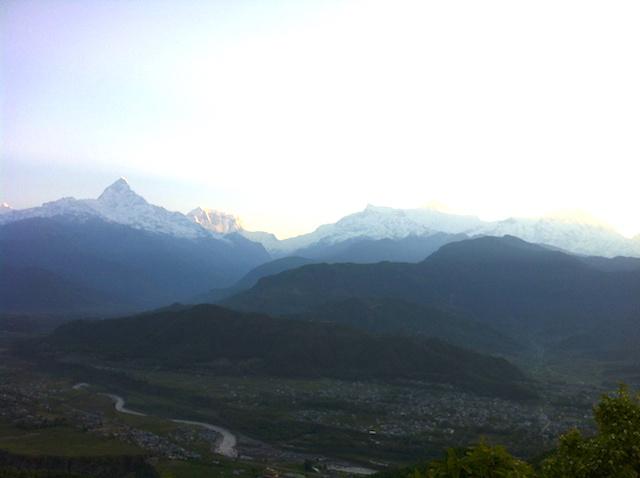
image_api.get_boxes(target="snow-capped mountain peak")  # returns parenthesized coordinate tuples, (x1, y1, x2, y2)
(97, 177, 147, 208)
(103, 176, 130, 191)
(0, 178, 211, 239)
(254, 205, 484, 256)
(246, 204, 640, 259)
(187, 207, 243, 234)
(544, 209, 613, 229)
(89, 180, 210, 238)
(470, 215, 635, 257)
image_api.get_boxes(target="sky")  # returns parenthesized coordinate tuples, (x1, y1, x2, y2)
(2, 0, 639, 238)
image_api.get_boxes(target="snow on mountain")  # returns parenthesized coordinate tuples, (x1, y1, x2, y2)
(0, 197, 99, 224)
(187, 207, 242, 234)
(90, 178, 210, 239)
(255, 205, 483, 256)
(248, 204, 640, 258)
(0, 178, 211, 239)
(4, 181, 637, 258)
(186, 209, 282, 249)
(472, 216, 637, 257)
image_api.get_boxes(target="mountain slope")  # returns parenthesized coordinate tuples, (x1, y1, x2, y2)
(41, 304, 534, 399)
(287, 297, 520, 355)
(0, 216, 269, 315)
(416, 236, 640, 332)
(194, 256, 317, 303)
(579, 255, 640, 272)
(0, 179, 270, 315)
(294, 232, 468, 263)
(0, 265, 121, 315)
(225, 260, 425, 316)
(227, 236, 640, 337)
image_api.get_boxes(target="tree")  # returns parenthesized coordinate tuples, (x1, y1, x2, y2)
(381, 386, 640, 478)
(425, 441, 535, 478)
(541, 385, 640, 478)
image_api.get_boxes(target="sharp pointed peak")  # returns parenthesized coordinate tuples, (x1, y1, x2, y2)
(106, 176, 131, 190)
(189, 206, 213, 214)
(363, 203, 388, 212)
(98, 177, 146, 205)
(101, 177, 133, 192)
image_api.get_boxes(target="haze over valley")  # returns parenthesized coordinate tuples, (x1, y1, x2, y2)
(2, 1, 640, 477)
(2, 178, 640, 476)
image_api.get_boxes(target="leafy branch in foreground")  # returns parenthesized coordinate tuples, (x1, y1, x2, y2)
(385, 385, 640, 478)
(425, 441, 534, 477)
(542, 384, 640, 478)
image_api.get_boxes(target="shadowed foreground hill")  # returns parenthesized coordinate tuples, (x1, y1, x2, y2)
(288, 298, 520, 355)
(40, 305, 534, 400)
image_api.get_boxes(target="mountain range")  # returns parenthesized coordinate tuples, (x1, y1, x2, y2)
(2, 178, 640, 317)
(225, 236, 640, 355)
(0, 179, 269, 315)
(244, 204, 640, 259)
(0, 178, 640, 262)
(4, 181, 639, 263)
(1, 178, 223, 239)
(5, 179, 640, 400)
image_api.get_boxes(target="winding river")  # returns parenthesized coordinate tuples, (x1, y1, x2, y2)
(73, 384, 376, 473)
(73, 384, 237, 458)
(99, 393, 147, 417)
(170, 419, 237, 458)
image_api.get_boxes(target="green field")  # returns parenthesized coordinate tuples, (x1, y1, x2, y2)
(0, 422, 141, 457)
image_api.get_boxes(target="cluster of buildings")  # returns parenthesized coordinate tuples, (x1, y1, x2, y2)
(0, 380, 60, 430)
(211, 377, 598, 457)
(0, 380, 203, 461)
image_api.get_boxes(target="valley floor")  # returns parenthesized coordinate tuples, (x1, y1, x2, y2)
(1, 329, 639, 477)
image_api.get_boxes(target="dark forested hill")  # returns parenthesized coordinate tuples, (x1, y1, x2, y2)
(40, 304, 534, 399)
(226, 236, 640, 338)
(194, 256, 317, 303)
(287, 297, 520, 355)
(579, 255, 640, 272)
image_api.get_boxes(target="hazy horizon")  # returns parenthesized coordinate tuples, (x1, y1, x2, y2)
(2, 175, 637, 240)
(3, 0, 640, 238)
(3, 4, 640, 474)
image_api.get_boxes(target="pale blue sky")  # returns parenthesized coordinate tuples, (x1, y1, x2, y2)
(2, 1, 640, 237)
